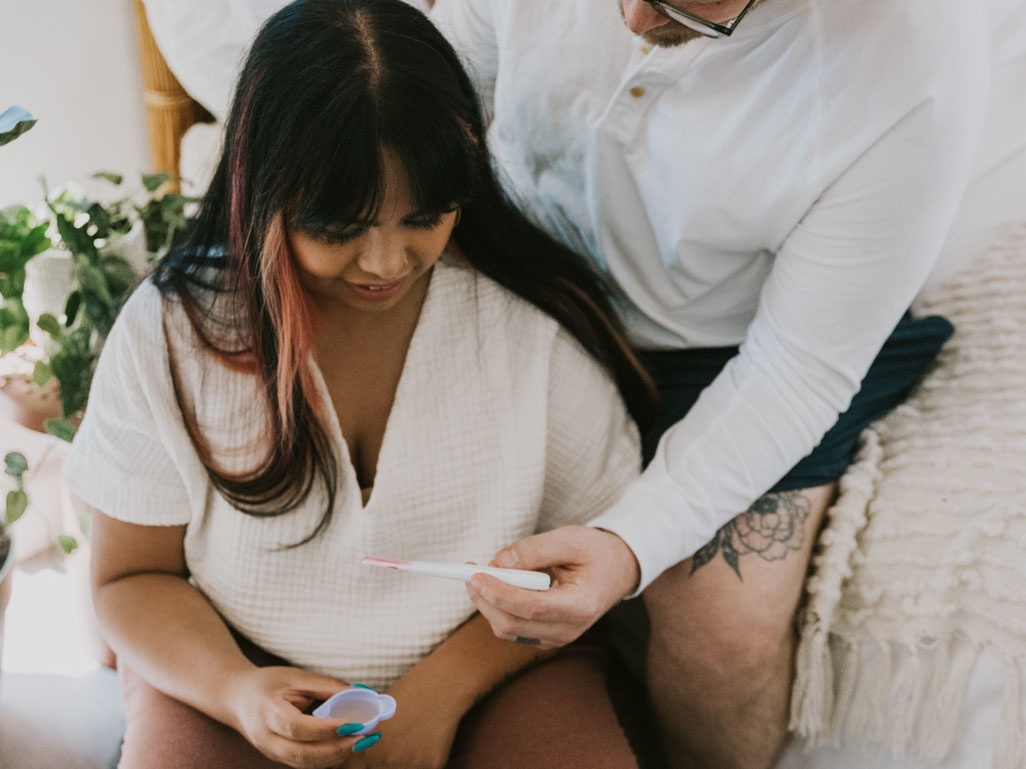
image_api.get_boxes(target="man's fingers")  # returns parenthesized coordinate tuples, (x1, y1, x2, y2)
(465, 584, 567, 647)
(493, 526, 590, 570)
(465, 576, 588, 646)
(469, 572, 596, 624)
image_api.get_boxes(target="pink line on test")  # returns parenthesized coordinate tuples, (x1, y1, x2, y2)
(362, 556, 410, 570)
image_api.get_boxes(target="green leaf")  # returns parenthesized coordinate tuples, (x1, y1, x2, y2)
(92, 172, 124, 186)
(32, 360, 52, 387)
(36, 312, 62, 338)
(0, 303, 30, 353)
(20, 223, 51, 259)
(0, 206, 49, 300)
(48, 326, 92, 415)
(100, 254, 136, 299)
(83, 295, 116, 337)
(85, 202, 114, 240)
(57, 534, 79, 554)
(0, 106, 37, 148)
(63, 290, 81, 326)
(0, 323, 27, 353)
(4, 452, 29, 479)
(44, 417, 78, 443)
(52, 209, 97, 260)
(76, 260, 113, 307)
(141, 172, 172, 193)
(0, 267, 26, 300)
(5, 490, 28, 525)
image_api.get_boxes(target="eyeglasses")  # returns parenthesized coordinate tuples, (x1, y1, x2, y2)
(643, 0, 758, 38)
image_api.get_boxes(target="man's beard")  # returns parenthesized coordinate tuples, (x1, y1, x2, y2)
(619, 2, 706, 47)
(620, 0, 766, 48)
(641, 22, 705, 47)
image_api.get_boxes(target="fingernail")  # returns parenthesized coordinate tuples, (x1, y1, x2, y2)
(353, 733, 382, 752)
(496, 549, 518, 568)
(350, 682, 374, 690)
(469, 577, 484, 593)
(337, 723, 364, 736)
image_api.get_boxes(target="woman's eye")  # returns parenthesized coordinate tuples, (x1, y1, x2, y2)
(405, 213, 445, 230)
(318, 226, 367, 245)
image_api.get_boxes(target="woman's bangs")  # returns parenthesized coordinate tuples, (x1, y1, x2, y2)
(285, 125, 388, 236)
(388, 110, 476, 217)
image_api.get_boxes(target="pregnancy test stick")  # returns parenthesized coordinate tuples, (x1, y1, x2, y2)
(362, 556, 551, 591)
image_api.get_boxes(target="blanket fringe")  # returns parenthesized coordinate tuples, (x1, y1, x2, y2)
(789, 431, 881, 740)
(889, 648, 924, 757)
(917, 642, 979, 760)
(994, 657, 1024, 769)
(797, 636, 1026, 769)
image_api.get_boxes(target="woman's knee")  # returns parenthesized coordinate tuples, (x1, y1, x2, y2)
(450, 641, 639, 769)
(118, 664, 285, 769)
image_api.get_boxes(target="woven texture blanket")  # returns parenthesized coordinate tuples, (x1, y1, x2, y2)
(790, 222, 1026, 769)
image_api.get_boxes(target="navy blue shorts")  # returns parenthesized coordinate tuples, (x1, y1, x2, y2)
(638, 313, 955, 491)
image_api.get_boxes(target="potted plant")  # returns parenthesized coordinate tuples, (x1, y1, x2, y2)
(0, 106, 195, 664)
(0, 451, 28, 667)
(0, 104, 39, 671)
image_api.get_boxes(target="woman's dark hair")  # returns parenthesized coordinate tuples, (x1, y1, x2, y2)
(153, 0, 657, 540)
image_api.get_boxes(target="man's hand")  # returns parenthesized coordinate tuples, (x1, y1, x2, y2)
(465, 526, 640, 648)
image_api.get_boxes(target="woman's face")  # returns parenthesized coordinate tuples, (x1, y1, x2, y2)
(289, 158, 457, 316)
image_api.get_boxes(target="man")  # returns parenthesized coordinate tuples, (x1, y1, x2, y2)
(431, 1, 998, 766)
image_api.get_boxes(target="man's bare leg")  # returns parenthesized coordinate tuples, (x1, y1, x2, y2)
(643, 483, 836, 769)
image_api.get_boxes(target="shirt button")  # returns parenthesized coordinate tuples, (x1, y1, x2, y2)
(630, 85, 646, 99)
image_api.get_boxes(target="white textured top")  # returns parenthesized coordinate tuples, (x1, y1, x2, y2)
(64, 259, 640, 688)
(433, 0, 992, 592)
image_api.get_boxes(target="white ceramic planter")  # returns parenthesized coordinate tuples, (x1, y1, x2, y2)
(106, 219, 150, 275)
(22, 249, 75, 346)
(21, 220, 150, 345)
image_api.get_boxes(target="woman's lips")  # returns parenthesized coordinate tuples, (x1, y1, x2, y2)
(345, 277, 406, 302)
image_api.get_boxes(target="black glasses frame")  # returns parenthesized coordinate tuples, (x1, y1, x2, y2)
(642, 0, 759, 38)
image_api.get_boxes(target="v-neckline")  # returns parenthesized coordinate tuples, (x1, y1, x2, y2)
(308, 262, 446, 512)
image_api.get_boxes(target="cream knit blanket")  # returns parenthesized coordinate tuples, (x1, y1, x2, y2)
(790, 222, 1026, 769)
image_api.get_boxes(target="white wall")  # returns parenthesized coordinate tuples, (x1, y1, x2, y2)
(0, 0, 151, 209)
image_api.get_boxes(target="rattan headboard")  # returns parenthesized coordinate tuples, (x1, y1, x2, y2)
(132, 0, 213, 190)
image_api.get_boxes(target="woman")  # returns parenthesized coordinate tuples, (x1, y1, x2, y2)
(65, 1, 655, 767)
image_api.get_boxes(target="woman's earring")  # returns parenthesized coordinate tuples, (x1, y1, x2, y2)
(453, 207, 462, 226)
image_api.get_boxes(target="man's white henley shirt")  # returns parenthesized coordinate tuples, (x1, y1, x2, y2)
(433, 0, 992, 592)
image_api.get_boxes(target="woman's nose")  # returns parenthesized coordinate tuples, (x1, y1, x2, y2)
(356, 230, 406, 281)
(621, 0, 673, 35)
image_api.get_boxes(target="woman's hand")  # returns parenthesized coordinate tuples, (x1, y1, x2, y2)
(225, 666, 371, 768)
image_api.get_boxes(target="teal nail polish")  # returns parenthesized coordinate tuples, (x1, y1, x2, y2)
(350, 682, 374, 690)
(353, 733, 382, 752)
(337, 723, 364, 736)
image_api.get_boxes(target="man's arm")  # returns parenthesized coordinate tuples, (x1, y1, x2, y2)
(466, 5, 991, 645)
